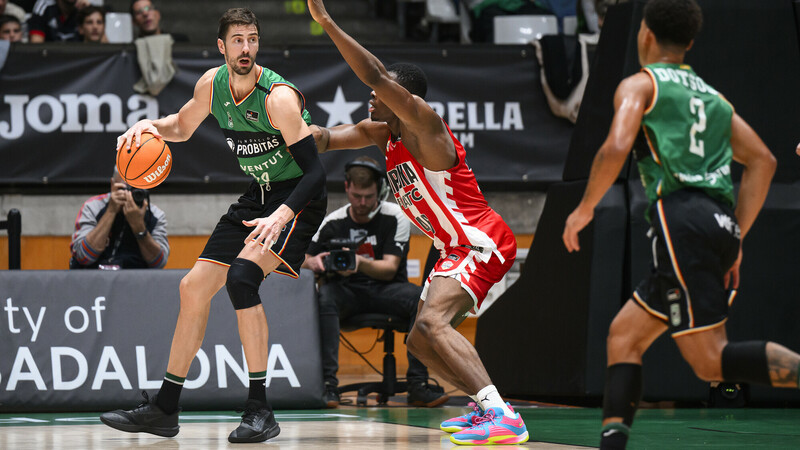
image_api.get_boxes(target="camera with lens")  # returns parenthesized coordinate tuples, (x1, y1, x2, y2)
(323, 237, 364, 272)
(125, 187, 149, 208)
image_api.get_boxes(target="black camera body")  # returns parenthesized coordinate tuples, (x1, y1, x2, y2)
(125, 187, 149, 208)
(324, 249, 357, 272)
(323, 237, 363, 272)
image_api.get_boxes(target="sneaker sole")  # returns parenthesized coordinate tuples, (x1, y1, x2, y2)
(228, 423, 281, 443)
(449, 430, 529, 445)
(99, 416, 179, 438)
(440, 424, 469, 433)
(409, 394, 451, 408)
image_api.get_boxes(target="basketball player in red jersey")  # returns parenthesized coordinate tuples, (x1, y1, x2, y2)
(308, 0, 528, 445)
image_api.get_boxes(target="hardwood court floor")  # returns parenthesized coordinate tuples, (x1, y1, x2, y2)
(2, 406, 800, 449)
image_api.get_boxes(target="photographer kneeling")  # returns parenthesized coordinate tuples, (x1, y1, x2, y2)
(303, 157, 448, 408)
(70, 167, 169, 269)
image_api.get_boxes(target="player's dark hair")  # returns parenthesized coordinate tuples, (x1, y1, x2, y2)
(345, 156, 381, 190)
(129, 0, 156, 16)
(387, 63, 428, 99)
(78, 6, 106, 26)
(0, 14, 21, 27)
(643, 0, 703, 48)
(218, 8, 260, 41)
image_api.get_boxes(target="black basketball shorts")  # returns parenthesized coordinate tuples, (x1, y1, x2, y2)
(199, 179, 327, 278)
(633, 189, 740, 337)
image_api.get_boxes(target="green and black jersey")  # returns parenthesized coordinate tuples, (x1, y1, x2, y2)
(634, 63, 735, 213)
(209, 64, 312, 187)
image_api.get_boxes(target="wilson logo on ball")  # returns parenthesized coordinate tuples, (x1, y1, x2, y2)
(143, 153, 171, 184)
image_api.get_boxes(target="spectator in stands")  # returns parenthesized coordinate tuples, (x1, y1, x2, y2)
(130, 0, 188, 42)
(0, 14, 22, 41)
(28, 0, 91, 42)
(70, 168, 169, 269)
(77, 5, 106, 43)
(302, 156, 449, 408)
(0, 0, 26, 23)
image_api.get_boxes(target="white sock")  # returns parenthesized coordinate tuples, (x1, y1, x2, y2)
(468, 394, 479, 405)
(476, 385, 514, 417)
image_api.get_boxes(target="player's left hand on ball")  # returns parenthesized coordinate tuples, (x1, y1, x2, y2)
(243, 218, 281, 254)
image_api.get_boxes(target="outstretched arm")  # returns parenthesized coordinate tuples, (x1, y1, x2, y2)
(116, 68, 214, 151)
(311, 119, 390, 153)
(307, 0, 439, 129)
(562, 73, 652, 252)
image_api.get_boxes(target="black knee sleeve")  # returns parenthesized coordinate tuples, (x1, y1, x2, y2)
(722, 341, 770, 385)
(226, 258, 264, 310)
(603, 363, 642, 427)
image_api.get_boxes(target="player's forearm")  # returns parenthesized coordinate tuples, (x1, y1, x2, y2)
(152, 114, 191, 142)
(735, 156, 776, 239)
(317, 18, 387, 89)
(310, 125, 331, 153)
(578, 145, 629, 211)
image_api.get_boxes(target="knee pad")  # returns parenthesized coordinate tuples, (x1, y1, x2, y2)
(722, 341, 770, 385)
(603, 363, 642, 427)
(226, 258, 264, 310)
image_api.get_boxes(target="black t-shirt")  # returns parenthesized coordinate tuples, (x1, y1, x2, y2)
(307, 201, 411, 284)
(28, 0, 80, 42)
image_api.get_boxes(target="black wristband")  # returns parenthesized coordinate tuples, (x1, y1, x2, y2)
(285, 134, 326, 214)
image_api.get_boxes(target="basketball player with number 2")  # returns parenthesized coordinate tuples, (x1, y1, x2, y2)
(562, 1, 800, 448)
(100, 8, 327, 444)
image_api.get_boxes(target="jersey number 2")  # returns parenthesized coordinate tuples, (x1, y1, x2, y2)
(689, 97, 706, 157)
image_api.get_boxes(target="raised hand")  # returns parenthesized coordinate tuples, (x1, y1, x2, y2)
(307, 0, 331, 24)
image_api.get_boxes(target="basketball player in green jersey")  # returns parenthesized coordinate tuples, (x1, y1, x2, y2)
(100, 8, 326, 443)
(562, 0, 800, 448)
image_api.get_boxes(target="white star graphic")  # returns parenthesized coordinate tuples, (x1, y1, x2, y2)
(317, 86, 363, 127)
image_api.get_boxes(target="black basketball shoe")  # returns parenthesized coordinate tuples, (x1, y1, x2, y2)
(100, 391, 180, 437)
(228, 399, 281, 443)
(407, 382, 450, 407)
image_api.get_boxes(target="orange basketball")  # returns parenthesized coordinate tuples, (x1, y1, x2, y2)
(116, 132, 172, 189)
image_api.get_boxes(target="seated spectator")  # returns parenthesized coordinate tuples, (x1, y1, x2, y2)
(0, 0, 26, 23)
(302, 157, 449, 408)
(130, 0, 188, 42)
(27, 0, 92, 43)
(0, 14, 22, 41)
(77, 5, 106, 43)
(70, 168, 169, 269)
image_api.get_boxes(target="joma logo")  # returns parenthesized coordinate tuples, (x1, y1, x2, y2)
(0, 93, 159, 140)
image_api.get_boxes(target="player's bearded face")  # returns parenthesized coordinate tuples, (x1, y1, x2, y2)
(224, 26, 259, 76)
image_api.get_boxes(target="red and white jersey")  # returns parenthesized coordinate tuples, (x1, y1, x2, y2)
(385, 121, 514, 264)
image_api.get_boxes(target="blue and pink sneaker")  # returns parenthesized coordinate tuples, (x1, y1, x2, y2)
(439, 402, 483, 433)
(449, 405, 529, 445)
